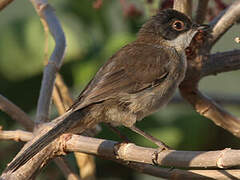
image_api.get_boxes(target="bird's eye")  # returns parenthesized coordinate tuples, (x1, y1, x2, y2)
(172, 20, 185, 31)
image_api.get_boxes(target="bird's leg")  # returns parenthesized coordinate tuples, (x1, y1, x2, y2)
(106, 123, 130, 142)
(129, 125, 170, 150)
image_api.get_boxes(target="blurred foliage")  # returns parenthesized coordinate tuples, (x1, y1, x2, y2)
(0, 0, 240, 180)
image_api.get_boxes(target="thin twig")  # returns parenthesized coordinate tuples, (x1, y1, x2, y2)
(0, 130, 33, 142)
(54, 158, 80, 180)
(209, 1, 240, 47)
(0, 0, 14, 11)
(195, 0, 209, 24)
(0, 94, 33, 131)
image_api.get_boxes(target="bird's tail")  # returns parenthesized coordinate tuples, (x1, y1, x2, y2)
(4, 109, 86, 173)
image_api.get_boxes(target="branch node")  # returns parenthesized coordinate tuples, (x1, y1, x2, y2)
(56, 133, 73, 156)
(216, 148, 231, 168)
(114, 142, 132, 159)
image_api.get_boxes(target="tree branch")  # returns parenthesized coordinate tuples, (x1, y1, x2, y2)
(0, 94, 33, 131)
(66, 135, 240, 169)
(180, 87, 240, 137)
(179, 0, 240, 141)
(30, 0, 66, 124)
(202, 50, 240, 77)
(195, 0, 209, 24)
(0, 0, 14, 11)
(209, 0, 240, 47)
(53, 74, 97, 180)
(128, 162, 240, 180)
(3, 130, 240, 172)
(54, 158, 80, 180)
(173, 0, 192, 17)
(0, 129, 33, 142)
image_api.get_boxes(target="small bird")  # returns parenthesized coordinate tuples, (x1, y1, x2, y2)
(5, 9, 207, 173)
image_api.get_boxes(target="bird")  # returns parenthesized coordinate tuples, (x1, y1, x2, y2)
(4, 9, 208, 173)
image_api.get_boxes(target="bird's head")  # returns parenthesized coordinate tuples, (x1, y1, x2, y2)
(138, 9, 209, 50)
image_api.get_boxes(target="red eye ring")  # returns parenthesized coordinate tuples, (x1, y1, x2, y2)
(172, 20, 185, 31)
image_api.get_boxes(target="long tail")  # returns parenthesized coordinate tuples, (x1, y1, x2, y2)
(5, 109, 86, 173)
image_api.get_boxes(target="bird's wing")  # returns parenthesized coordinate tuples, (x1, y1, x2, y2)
(72, 43, 178, 110)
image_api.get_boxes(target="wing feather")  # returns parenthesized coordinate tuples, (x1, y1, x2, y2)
(71, 43, 177, 110)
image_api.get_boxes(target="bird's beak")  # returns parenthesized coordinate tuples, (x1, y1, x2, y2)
(192, 24, 210, 31)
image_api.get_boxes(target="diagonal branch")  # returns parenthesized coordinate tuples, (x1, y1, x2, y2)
(54, 158, 80, 180)
(208, 0, 240, 47)
(0, 0, 14, 11)
(0, 94, 33, 131)
(180, 86, 240, 137)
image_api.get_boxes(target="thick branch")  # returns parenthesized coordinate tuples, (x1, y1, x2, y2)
(66, 135, 240, 169)
(3, 131, 240, 170)
(31, 0, 66, 124)
(202, 50, 240, 77)
(209, 0, 240, 47)
(0, 94, 33, 131)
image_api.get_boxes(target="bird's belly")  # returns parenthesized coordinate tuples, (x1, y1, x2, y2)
(131, 72, 185, 120)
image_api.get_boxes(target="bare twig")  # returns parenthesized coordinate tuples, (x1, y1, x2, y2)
(195, 0, 209, 24)
(54, 158, 80, 180)
(180, 88, 240, 137)
(173, 0, 192, 17)
(209, 0, 240, 47)
(0, 0, 14, 11)
(53, 74, 73, 114)
(0, 130, 33, 142)
(0, 94, 33, 131)
(30, 0, 66, 124)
